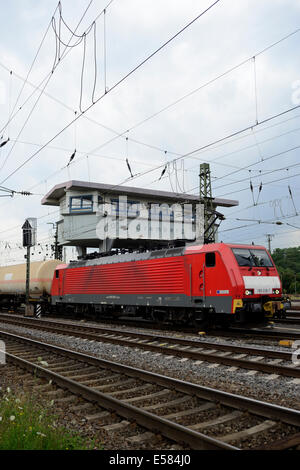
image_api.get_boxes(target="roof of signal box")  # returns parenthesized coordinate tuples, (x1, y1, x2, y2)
(41, 180, 238, 208)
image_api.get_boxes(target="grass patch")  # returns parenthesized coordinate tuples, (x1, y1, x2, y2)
(0, 387, 98, 450)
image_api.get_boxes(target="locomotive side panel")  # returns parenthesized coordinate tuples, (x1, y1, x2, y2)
(51, 243, 283, 324)
(53, 256, 193, 308)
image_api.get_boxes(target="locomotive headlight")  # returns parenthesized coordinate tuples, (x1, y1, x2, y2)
(245, 289, 253, 296)
(273, 289, 280, 295)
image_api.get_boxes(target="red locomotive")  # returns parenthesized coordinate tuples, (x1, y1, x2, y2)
(50, 243, 283, 326)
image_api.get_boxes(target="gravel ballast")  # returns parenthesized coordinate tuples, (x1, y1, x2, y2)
(0, 321, 299, 411)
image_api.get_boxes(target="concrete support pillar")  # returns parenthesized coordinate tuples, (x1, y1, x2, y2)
(76, 246, 87, 258)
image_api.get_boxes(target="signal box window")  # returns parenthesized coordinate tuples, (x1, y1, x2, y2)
(70, 195, 93, 213)
(206, 252, 216, 267)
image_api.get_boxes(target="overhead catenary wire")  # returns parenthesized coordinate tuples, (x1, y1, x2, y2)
(4, 0, 94, 144)
(0, 208, 60, 241)
(0, 0, 97, 175)
(0, 0, 222, 186)
(0, 1, 99, 137)
(0, 138, 10, 148)
(220, 228, 300, 247)
(249, 172, 255, 206)
(219, 214, 300, 235)
(111, 104, 300, 199)
(103, 8, 107, 93)
(1, 3, 299, 178)
(144, 118, 300, 189)
(7, 70, 13, 137)
(255, 181, 263, 206)
(4, 101, 300, 213)
(0, 0, 113, 183)
(0, 0, 115, 138)
(184, 139, 300, 197)
(3, 109, 300, 227)
(0, 142, 164, 214)
(0, 2, 60, 138)
(126, 158, 134, 178)
(79, 33, 87, 113)
(212, 145, 300, 189)
(184, 111, 300, 167)
(8, 113, 300, 195)
(288, 182, 298, 216)
(1, 2, 298, 253)
(216, 197, 298, 242)
(213, 143, 300, 191)
(92, 21, 98, 103)
(216, 166, 300, 199)
(97, 25, 300, 147)
(1, 23, 300, 184)
(253, 56, 258, 125)
(159, 164, 168, 181)
(67, 149, 76, 167)
(0, 16, 299, 191)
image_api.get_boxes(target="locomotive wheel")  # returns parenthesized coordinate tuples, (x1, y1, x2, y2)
(279, 310, 286, 320)
(219, 318, 231, 329)
(152, 310, 168, 324)
(193, 310, 209, 329)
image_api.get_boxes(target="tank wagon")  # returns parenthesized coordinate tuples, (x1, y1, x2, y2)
(0, 260, 62, 312)
(50, 243, 283, 326)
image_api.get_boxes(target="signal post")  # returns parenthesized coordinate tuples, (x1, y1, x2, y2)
(22, 218, 37, 317)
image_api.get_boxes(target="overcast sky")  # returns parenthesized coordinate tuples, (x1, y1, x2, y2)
(0, 0, 299, 263)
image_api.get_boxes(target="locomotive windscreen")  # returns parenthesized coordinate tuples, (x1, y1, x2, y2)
(232, 248, 273, 267)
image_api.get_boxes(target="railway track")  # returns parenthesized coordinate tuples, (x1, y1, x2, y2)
(274, 318, 300, 326)
(10, 308, 300, 338)
(0, 329, 300, 450)
(290, 301, 300, 312)
(284, 311, 300, 317)
(213, 326, 300, 341)
(46, 312, 300, 340)
(273, 309, 300, 325)
(0, 313, 299, 380)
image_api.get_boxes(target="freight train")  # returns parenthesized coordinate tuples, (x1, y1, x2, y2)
(0, 243, 285, 326)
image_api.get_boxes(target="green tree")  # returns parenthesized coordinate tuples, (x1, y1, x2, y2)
(272, 247, 300, 294)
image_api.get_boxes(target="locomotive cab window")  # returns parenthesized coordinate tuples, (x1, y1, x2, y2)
(205, 252, 216, 267)
(232, 248, 273, 267)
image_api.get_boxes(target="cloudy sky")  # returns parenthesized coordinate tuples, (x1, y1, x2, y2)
(0, 0, 299, 263)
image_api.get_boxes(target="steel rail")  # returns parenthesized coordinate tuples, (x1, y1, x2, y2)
(0, 315, 298, 378)
(0, 332, 237, 450)
(1, 329, 300, 428)
(3, 352, 237, 450)
(214, 327, 300, 341)
(274, 318, 300, 325)
(5, 310, 300, 339)
(0, 313, 294, 359)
